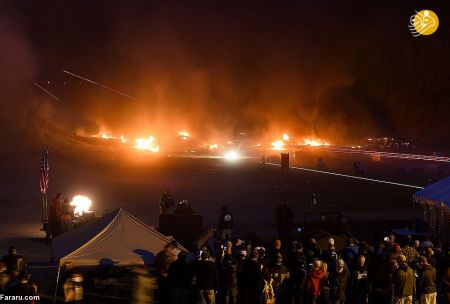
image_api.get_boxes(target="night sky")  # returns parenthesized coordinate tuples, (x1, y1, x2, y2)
(1, 0, 449, 147)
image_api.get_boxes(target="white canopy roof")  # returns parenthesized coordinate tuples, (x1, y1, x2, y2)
(52, 208, 182, 266)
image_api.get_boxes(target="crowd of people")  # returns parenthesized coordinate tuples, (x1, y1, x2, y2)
(2, 200, 450, 304)
(152, 232, 449, 304)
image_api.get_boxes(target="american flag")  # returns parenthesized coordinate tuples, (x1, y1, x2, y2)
(40, 148, 49, 194)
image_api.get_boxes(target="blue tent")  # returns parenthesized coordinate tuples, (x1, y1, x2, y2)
(414, 176, 450, 208)
(414, 176, 450, 241)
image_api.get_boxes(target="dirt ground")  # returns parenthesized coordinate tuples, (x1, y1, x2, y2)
(1, 138, 439, 262)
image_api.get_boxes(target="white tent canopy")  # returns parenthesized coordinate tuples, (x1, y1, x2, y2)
(52, 208, 182, 266)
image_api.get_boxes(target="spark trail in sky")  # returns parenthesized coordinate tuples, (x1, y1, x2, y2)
(63, 69, 140, 102)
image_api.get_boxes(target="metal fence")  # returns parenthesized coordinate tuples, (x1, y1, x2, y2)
(27, 264, 143, 303)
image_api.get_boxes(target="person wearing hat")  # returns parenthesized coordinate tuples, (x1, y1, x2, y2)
(341, 237, 359, 267)
(416, 256, 437, 304)
(391, 255, 415, 304)
(328, 259, 350, 304)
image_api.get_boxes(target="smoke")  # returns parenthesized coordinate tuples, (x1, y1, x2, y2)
(0, 5, 37, 123)
(3, 0, 449, 148)
(49, 1, 360, 144)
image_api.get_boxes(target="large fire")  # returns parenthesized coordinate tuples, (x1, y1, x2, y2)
(92, 131, 115, 140)
(134, 136, 160, 152)
(178, 131, 190, 140)
(70, 195, 92, 216)
(302, 137, 330, 146)
(88, 128, 330, 155)
(271, 140, 285, 150)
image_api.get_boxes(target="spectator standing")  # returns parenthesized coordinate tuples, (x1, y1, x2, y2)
(306, 259, 326, 304)
(267, 239, 284, 268)
(193, 251, 219, 304)
(48, 193, 63, 238)
(275, 202, 293, 242)
(341, 237, 359, 267)
(155, 241, 178, 303)
(417, 256, 437, 304)
(423, 248, 437, 269)
(328, 259, 349, 304)
(391, 255, 415, 304)
(287, 242, 307, 304)
(217, 205, 234, 241)
(1, 247, 26, 279)
(160, 189, 175, 214)
(220, 242, 238, 304)
(238, 250, 263, 304)
(350, 255, 370, 304)
(268, 253, 290, 304)
(168, 251, 193, 304)
(322, 238, 339, 267)
(59, 198, 74, 234)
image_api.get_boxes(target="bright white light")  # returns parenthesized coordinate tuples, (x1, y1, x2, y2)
(224, 150, 239, 161)
(70, 195, 92, 216)
(282, 133, 289, 141)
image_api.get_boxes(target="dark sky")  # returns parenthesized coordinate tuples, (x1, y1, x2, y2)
(1, 0, 449, 146)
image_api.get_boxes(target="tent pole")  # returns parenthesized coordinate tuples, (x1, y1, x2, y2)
(53, 266, 61, 304)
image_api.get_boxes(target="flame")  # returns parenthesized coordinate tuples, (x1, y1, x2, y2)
(271, 140, 285, 150)
(92, 131, 115, 139)
(135, 136, 160, 152)
(120, 135, 130, 143)
(302, 137, 330, 146)
(209, 143, 218, 150)
(70, 195, 92, 216)
(282, 133, 289, 141)
(178, 131, 190, 140)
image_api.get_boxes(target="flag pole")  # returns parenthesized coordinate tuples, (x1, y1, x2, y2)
(41, 147, 49, 236)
